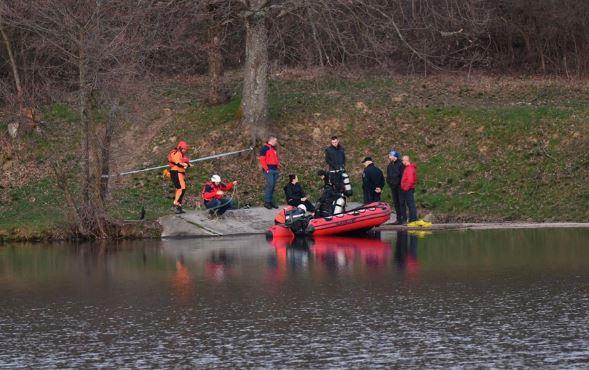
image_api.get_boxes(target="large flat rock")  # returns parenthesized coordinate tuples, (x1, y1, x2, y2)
(159, 203, 366, 238)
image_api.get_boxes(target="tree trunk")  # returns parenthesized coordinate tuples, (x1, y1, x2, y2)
(241, 2, 269, 138)
(305, 1, 324, 67)
(207, 25, 228, 105)
(99, 106, 116, 203)
(0, 15, 22, 100)
(78, 43, 90, 206)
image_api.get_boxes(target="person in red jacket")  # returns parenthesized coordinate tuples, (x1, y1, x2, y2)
(258, 135, 280, 209)
(201, 174, 237, 216)
(400, 155, 418, 222)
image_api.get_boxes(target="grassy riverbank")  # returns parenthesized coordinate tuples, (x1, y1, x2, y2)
(1, 72, 588, 240)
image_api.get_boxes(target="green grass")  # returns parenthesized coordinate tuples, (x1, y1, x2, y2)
(43, 103, 78, 123)
(0, 178, 65, 233)
(2, 74, 588, 239)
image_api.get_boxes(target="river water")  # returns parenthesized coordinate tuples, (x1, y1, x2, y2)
(1, 229, 588, 368)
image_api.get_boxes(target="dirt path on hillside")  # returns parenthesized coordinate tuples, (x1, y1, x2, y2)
(109, 108, 175, 174)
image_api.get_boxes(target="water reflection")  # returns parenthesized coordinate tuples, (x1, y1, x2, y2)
(171, 257, 193, 305)
(2, 230, 589, 368)
(268, 234, 403, 275)
(394, 231, 420, 274)
(205, 250, 236, 282)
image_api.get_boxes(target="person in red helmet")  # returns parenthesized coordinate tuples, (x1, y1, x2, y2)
(168, 141, 191, 214)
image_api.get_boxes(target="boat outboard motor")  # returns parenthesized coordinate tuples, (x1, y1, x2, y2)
(333, 196, 346, 215)
(284, 207, 309, 235)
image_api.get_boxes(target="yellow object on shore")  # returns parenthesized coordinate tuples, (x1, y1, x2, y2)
(407, 219, 432, 228)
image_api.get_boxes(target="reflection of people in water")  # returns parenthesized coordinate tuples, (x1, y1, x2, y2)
(268, 238, 312, 273)
(205, 250, 235, 282)
(171, 256, 192, 305)
(394, 231, 420, 274)
(268, 236, 394, 282)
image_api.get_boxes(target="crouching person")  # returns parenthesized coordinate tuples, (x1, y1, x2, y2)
(315, 170, 346, 218)
(202, 175, 237, 217)
(284, 174, 315, 213)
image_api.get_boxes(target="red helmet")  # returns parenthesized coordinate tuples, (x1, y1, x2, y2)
(177, 141, 188, 150)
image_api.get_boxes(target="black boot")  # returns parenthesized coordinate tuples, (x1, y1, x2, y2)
(175, 205, 185, 214)
(264, 202, 273, 210)
(271, 203, 279, 209)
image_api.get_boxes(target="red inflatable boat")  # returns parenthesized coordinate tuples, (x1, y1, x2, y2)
(268, 202, 391, 238)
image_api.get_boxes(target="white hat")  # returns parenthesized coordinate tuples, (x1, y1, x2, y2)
(297, 204, 307, 212)
(211, 174, 221, 183)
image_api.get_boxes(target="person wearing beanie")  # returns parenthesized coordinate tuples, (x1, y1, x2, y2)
(386, 149, 406, 224)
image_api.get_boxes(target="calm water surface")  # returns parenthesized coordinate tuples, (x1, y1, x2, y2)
(1, 229, 588, 368)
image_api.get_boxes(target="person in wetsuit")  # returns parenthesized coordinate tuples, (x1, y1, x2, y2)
(315, 170, 345, 218)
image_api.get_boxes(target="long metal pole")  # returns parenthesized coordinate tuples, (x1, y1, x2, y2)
(101, 147, 253, 178)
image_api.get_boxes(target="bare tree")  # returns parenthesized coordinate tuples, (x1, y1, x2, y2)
(200, 1, 235, 105)
(0, 12, 21, 100)
(3, 0, 156, 237)
(239, 0, 271, 137)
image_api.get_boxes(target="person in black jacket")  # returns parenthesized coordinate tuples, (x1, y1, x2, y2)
(386, 150, 406, 224)
(361, 156, 385, 204)
(325, 136, 346, 171)
(283, 174, 315, 212)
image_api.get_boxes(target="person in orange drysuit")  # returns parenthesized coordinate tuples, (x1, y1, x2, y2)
(168, 141, 191, 214)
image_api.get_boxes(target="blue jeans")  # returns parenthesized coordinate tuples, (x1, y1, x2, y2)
(204, 197, 233, 215)
(263, 169, 279, 203)
(401, 189, 417, 222)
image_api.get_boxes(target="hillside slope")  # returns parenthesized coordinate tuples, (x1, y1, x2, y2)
(1, 73, 588, 239)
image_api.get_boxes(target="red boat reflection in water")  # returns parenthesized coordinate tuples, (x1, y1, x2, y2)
(311, 236, 391, 271)
(268, 231, 425, 280)
(268, 235, 392, 276)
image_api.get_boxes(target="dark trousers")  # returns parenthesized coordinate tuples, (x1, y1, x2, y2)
(205, 197, 233, 215)
(263, 169, 279, 204)
(363, 189, 381, 204)
(389, 184, 406, 222)
(401, 188, 417, 222)
(287, 199, 315, 212)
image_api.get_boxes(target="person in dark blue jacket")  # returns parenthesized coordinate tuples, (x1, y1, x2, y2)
(361, 156, 385, 204)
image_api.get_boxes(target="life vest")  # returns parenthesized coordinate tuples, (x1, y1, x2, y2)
(274, 206, 297, 225)
(258, 143, 280, 171)
(201, 181, 234, 201)
(168, 148, 187, 172)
